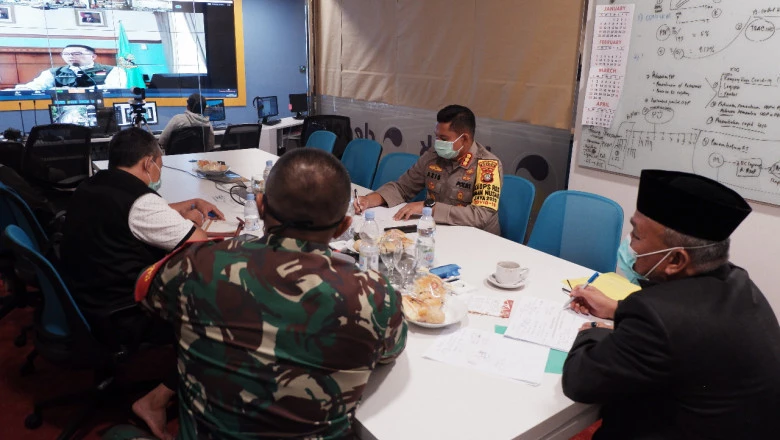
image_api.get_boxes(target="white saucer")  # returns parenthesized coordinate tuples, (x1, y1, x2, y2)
(487, 273, 526, 289)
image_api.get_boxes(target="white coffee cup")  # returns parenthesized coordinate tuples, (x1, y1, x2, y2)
(495, 261, 529, 285)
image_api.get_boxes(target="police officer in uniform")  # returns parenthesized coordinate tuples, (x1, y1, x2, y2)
(355, 105, 504, 235)
(16, 44, 127, 90)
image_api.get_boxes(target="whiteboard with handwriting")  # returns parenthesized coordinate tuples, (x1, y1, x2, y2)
(576, 0, 780, 205)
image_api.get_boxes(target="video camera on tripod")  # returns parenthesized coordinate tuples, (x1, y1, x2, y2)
(129, 87, 148, 128)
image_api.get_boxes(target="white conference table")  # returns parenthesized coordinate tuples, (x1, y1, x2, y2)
(94, 149, 600, 440)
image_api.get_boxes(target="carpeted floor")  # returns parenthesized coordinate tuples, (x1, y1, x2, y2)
(0, 280, 598, 440)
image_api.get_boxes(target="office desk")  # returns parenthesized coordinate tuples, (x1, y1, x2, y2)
(94, 149, 599, 440)
(90, 117, 303, 160)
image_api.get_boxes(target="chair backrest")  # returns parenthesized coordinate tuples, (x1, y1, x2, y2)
(220, 123, 262, 150)
(0, 182, 48, 254)
(341, 138, 382, 188)
(301, 115, 352, 157)
(166, 126, 208, 155)
(371, 152, 419, 190)
(306, 130, 337, 154)
(22, 124, 91, 189)
(498, 175, 536, 244)
(3, 225, 94, 349)
(0, 141, 25, 173)
(527, 190, 624, 273)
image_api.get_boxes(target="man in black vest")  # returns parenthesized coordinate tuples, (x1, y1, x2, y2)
(563, 170, 780, 440)
(15, 44, 127, 90)
(60, 127, 224, 439)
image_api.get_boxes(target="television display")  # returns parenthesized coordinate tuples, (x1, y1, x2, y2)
(113, 101, 158, 126)
(48, 103, 98, 127)
(205, 98, 225, 121)
(0, 1, 237, 102)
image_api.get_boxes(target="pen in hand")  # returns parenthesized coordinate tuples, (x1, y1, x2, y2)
(563, 273, 599, 310)
(353, 189, 362, 213)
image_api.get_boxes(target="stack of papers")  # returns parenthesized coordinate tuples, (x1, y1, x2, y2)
(504, 297, 590, 352)
(565, 272, 640, 300)
(423, 328, 549, 385)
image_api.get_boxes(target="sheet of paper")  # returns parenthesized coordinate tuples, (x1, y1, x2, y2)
(504, 297, 590, 352)
(566, 272, 641, 300)
(424, 328, 548, 385)
(582, 4, 635, 128)
(466, 295, 514, 318)
(360, 205, 418, 230)
(203, 219, 241, 234)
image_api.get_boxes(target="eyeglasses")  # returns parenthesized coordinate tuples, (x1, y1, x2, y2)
(62, 52, 91, 57)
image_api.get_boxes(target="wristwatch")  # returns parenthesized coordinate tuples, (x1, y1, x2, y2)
(424, 198, 436, 208)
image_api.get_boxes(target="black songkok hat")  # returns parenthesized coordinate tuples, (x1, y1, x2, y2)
(637, 169, 751, 241)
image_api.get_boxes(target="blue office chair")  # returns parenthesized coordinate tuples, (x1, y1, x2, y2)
(0, 183, 50, 334)
(370, 152, 425, 201)
(498, 175, 536, 244)
(371, 153, 418, 190)
(306, 130, 337, 154)
(4, 225, 154, 438)
(341, 139, 383, 188)
(527, 190, 623, 273)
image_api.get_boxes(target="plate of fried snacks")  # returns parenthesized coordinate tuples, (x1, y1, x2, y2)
(402, 272, 467, 328)
(195, 160, 230, 176)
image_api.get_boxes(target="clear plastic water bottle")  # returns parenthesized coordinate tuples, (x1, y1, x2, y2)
(416, 207, 436, 269)
(243, 193, 261, 231)
(262, 160, 274, 193)
(334, 194, 356, 242)
(358, 211, 381, 272)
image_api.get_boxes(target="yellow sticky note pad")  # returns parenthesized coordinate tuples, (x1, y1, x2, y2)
(564, 272, 641, 301)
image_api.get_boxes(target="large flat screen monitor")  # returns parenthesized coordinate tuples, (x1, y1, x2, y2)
(48, 104, 98, 127)
(205, 99, 225, 122)
(113, 102, 158, 126)
(0, 1, 238, 102)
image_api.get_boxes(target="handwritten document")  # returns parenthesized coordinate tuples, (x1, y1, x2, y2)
(504, 297, 590, 352)
(466, 295, 514, 318)
(424, 328, 548, 385)
(582, 4, 635, 128)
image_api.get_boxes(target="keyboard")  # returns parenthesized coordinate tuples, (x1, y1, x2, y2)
(213, 123, 228, 130)
(151, 129, 163, 135)
(264, 119, 281, 126)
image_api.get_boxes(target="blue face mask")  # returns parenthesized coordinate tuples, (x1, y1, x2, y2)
(433, 133, 464, 159)
(617, 235, 679, 285)
(147, 160, 162, 192)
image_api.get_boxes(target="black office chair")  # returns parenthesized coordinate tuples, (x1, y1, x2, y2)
(216, 123, 262, 151)
(0, 141, 25, 173)
(22, 124, 92, 192)
(301, 115, 353, 158)
(165, 126, 209, 155)
(4, 225, 156, 440)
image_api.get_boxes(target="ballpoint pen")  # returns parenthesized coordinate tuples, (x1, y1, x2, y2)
(563, 272, 599, 310)
(353, 189, 361, 212)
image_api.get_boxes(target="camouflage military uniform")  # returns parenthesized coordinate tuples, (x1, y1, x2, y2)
(375, 141, 503, 235)
(135, 234, 407, 439)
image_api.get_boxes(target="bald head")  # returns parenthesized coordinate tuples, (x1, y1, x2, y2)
(264, 148, 351, 230)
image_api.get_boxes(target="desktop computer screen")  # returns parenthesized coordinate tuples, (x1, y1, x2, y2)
(205, 99, 226, 122)
(50, 90, 104, 108)
(48, 104, 98, 127)
(254, 96, 279, 124)
(113, 102, 159, 126)
(289, 93, 308, 119)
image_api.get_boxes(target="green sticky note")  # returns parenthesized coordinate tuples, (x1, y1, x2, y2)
(494, 325, 507, 335)
(545, 349, 567, 374)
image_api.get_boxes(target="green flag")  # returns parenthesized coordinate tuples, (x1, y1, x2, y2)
(116, 22, 145, 89)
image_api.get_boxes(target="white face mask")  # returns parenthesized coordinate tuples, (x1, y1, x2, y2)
(433, 133, 464, 159)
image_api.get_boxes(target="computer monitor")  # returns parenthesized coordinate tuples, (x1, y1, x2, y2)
(289, 93, 308, 120)
(254, 96, 279, 124)
(113, 102, 159, 126)
(48, 104, 98, 127)
(205, 99, 226, 122)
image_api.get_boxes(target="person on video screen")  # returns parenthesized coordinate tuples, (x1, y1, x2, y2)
(15, 44, 127, 90)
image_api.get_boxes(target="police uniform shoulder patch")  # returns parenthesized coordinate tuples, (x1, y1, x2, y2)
(471, 160, 501, 211)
